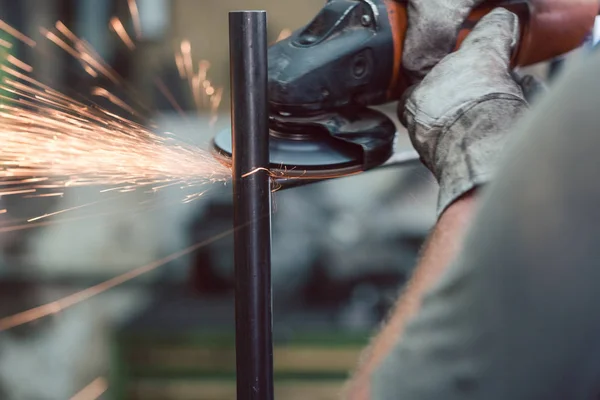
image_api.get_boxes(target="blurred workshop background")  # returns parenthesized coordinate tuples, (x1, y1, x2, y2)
(0, 0, 592, 399)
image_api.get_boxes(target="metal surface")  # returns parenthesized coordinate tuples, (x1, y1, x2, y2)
(213, 122, 421, 190)
(271, 148, 420, 190)
(212, 125, 360, 170)
(212, 106, 397, 178)
(229, 10, 274, 400)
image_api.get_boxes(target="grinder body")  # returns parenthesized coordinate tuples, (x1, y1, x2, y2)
(268, 0, 598, 114)
(213, 0, 598, 185)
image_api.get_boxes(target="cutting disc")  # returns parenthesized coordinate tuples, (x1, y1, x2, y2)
(211, 107, 397, 180)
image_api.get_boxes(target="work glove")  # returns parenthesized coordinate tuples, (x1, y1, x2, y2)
(404, 0, 487, 79)
(400, 8, 529, 216)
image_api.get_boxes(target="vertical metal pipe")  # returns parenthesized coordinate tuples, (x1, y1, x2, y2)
(229, 10, 274, 400)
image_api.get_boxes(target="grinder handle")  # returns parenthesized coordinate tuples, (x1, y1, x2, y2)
(459, 0, 597, 66)
(456, 2, 530, 63)
(386, 0, 599, 99)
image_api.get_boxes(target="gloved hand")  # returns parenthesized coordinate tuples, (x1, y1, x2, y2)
(404, 0, 487, 79)
(400, 8, 529, 216)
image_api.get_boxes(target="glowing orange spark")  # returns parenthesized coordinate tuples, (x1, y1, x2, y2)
(183, 190, 208, 203)
(56, 31, 154, 114)
(181, 40, 193, 82)
(81, 63, 98, 77)
(76, 44, 120, 84)
(0, 38, 12, 48)
(0, 189, 36, 196)
(181, 40, 191, 55)
(0, 178, 48, 186)
(2, 65, 80, 104)
(73, 28, 223, 116)
(0, 66, 228, 199)
(128, 0, 142, 39)
(110, 17, 135, 50)
(6, 55, 33, 73)
(154, 77, 185, 116)
(151, 181, 184, 191)
(277, 29, 292, 42)
(23, 192, 64, 198)
(55, 21, 77, 42)
(174, 52, 185, 78)
(0, 18, 228, 222)
(0, 228, 235, 332)
(198, 60, 210, 81)
(199, 60, 210, 70)
(70, 377, 108, 400)
(211, 87, 223, 112)
(192, 74, 202, 111)
(41, 28, 79, 59)
(50, 23, 122, 84)
(99, 185, 132, 193)
(91, 86, 138, 115)
(0, 19, 36, 47)
(0, 209, 6, 214)
(27, 200, 105, 222)
(55, 22, 93, 78)
(0, 198, 177, 233)
(242, 167, 272, 178)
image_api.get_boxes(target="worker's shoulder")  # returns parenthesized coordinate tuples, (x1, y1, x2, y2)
(547, 49, 600, 110)
(512, 48, 600, 148)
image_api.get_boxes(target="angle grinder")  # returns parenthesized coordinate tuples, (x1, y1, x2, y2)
(212, 0, 598, 186)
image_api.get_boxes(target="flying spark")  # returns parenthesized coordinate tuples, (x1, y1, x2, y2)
(45, 23, 120, 84)
(128, 0, 142, 39)
(0, 227, 236, 332)
(277, 28, 292, 42)
(154, 77, 185, 115)
(70, 377, 108, 400)
(6, 55, 32, 72)
(0, 17, 229, 228)
(110, 17, 136, 50)
(0, 19, 36, 47)
(0, 196, 188, 233)
(172, 41, 221, 120)
(0, 53, 229, 208)
(91, 86, 139, 115)
(0, 38, 12, 48)
(46, 20, 222, 120)
(175, 52, 185, 78)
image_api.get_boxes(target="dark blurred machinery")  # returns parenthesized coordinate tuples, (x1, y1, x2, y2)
(186, 162, 434, 321)
(212, 0, 598, 186)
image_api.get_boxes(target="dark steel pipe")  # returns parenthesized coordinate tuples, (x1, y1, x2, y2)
(229, 10, 274, 400)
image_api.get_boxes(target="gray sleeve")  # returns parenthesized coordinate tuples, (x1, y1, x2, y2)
(371, 48, 600, 400)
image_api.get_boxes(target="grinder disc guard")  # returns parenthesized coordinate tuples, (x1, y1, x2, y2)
(212, 107, 396, 179)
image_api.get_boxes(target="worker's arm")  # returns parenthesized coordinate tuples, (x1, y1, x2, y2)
(345, 192, 478, 399)
(374, 192, 478, 356)
(345, 9, 528, 399)
(369, 48, 600, 399)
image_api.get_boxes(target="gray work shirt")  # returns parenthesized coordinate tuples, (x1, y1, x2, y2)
(372, 48, 600, 400)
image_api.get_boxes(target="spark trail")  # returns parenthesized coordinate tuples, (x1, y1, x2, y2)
(0, 71, 229, 190)
(0, 19, 230, 211)
(0, 4, 238, 333)
(0, 227, 236, 332)
(70, 377, 108, 400)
